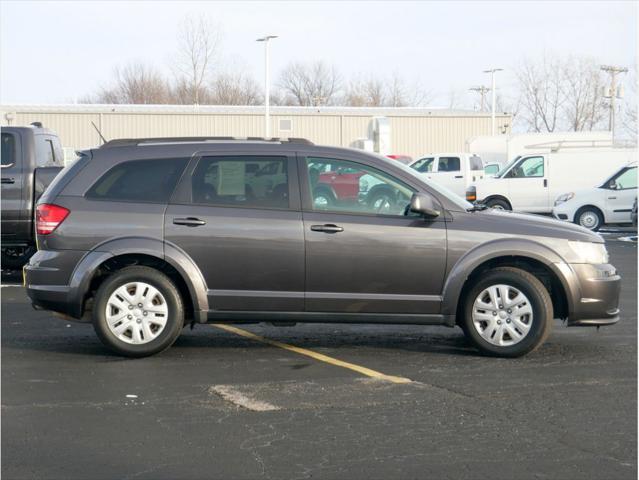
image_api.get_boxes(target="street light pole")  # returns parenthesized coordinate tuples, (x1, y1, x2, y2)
(483, 68, 503, 135)
(256, 35, 278, 138)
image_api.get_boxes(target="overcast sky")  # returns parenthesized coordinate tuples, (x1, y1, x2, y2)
(0, 0, 636, 106)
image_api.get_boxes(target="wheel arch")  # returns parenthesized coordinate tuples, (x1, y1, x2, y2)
(483, 195, 512, 210)
(68, 237, 208, 322)
(574, 204, 606, 225)
(442, 239, 577, 323)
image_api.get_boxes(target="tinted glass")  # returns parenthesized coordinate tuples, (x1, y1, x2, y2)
(613, 167, 637, 189)
(1, 133, 15, 166)
(510, 156, 544, 178)
(411, 157, 435, 173)
(192, 156, 289, 209)
(306, 157, 415, 216)
(469, 155, 483, 171)
(438, 157, 460, 172)
(87, 158, 188, 202)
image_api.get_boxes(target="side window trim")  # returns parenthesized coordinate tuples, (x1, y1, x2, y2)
(170, 152, 301, 211)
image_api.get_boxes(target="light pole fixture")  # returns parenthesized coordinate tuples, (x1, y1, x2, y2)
(483, 68, 503, 135)
(256, 35, 278, 138)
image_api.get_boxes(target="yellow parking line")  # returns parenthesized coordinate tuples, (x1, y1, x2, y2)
(212, 323, 412, 384)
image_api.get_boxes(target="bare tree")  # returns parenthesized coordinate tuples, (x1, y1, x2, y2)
(88, 62, 171, 104)
(210, 71, 262, 105)
(514, 53, 609, 133)
(278, 61, 341, 106)
(343, 74, 432, 107)
(174, 15, 220, 105)
(621, 65, 637, 140)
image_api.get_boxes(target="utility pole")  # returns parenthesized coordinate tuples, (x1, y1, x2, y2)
(469, 86, 490, 112)
(256, 35, 278, 138)
(483, 68, 503, 135)
(601, 65, 628, 140)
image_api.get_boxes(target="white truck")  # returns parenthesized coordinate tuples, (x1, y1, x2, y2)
(466, 131, 614, 167)
(466, 147, 637, 213)
(409, 153, 486, 198)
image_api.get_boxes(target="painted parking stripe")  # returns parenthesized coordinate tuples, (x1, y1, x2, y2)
(212, 323, 412, 384)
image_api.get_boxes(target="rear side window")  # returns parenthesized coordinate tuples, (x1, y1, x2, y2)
(469, 155, 483, 171)
(191, 156, 289, 209)
(87, 158, 188, 203)
(1, 133, 15, 166)
(438, 157, 460, 172)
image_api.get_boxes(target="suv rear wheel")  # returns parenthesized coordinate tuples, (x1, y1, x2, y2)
(92, 266, 184, 357)
(460, 267, 553, 357)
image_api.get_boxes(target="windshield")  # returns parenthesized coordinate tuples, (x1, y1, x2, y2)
(495, 155, 521, 178)
(379, 154, 473, 211)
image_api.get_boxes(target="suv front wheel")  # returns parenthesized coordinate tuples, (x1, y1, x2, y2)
(92, 266, 184, 357)
(460, 267, 553, 357)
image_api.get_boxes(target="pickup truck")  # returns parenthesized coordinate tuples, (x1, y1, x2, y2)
(1, 124, 65, 269)
(409, 153, 486, 198)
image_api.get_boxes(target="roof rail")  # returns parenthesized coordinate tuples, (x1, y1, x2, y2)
(524, 139, 635, 151)
(99, 137, 314, 148)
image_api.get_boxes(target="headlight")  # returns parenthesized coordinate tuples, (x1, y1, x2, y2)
(554, 192, 574, 206)
(568, 241, 609, 264)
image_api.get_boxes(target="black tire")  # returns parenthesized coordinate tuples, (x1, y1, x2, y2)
(92, 266, 184, 358)
(460, 267, 553, 357)
(1, 245, 36, 271)
(313, 187, 336, 209)
(484, 198, 511, 210)
(574, 206, 604, 231)
(367, 187, 397, 212)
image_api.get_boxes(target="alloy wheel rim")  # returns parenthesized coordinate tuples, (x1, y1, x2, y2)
(105, 281, 168, 345)
(471, 283, 533, 347)
(579, 211, 599, 229)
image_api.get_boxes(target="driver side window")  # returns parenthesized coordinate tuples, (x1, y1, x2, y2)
(610, 167, 637, 190)
(306, 157, 415, 216)
(509, 156, 544, 178)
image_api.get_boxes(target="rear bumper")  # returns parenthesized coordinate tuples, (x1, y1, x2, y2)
(566, 263, 621, 327)
(24, 249, 96, 321)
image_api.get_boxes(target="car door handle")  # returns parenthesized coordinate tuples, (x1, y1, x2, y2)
(608, 197, 617, 200)
(1, 177, 15, 184)
(173, 217, 206, 227)
(543, 179, 548, 187)
(310, 224, 344, 233)
(454, 175, 463, 179)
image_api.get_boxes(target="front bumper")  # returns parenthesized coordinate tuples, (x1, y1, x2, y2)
(565, 263, 621, 326)
(552, 203, 576, 222)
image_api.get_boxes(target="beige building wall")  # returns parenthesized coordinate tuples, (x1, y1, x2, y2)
(0, 105, 511, 158)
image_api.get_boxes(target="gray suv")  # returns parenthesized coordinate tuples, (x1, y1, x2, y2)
(25, 137, 621, 358)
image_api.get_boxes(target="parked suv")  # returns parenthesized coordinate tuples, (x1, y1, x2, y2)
(25, 137, 621, 358)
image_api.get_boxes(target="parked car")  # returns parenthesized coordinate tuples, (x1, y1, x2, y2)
(467, 148, 636, 212)
(1, 123, 64, 269)
(386, 154, 413, 165)
(25, 137, 620, 358)
(409, 153, 486, 198)
(552, 163, 637, 231)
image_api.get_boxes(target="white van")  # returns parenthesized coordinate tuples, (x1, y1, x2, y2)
(409, 153, 486, 198)
(467, 148, 637, 213)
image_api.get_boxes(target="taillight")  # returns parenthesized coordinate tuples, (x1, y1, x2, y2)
(36, 204, 69, 235)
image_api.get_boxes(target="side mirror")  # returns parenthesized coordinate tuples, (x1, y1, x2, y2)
(608, 181, 618, 190)
(410, 193, 440, 218)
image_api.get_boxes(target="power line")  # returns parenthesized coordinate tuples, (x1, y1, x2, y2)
(601, 64, 628, 140)
(469, 86, 490, 112)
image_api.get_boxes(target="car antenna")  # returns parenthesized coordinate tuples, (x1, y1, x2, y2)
(91, 121, 107, 144)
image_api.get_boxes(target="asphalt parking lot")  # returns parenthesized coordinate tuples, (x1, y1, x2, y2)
(2, 234, 637, 480)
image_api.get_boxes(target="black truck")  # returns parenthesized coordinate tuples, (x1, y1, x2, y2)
(1, 123, 65, 269)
